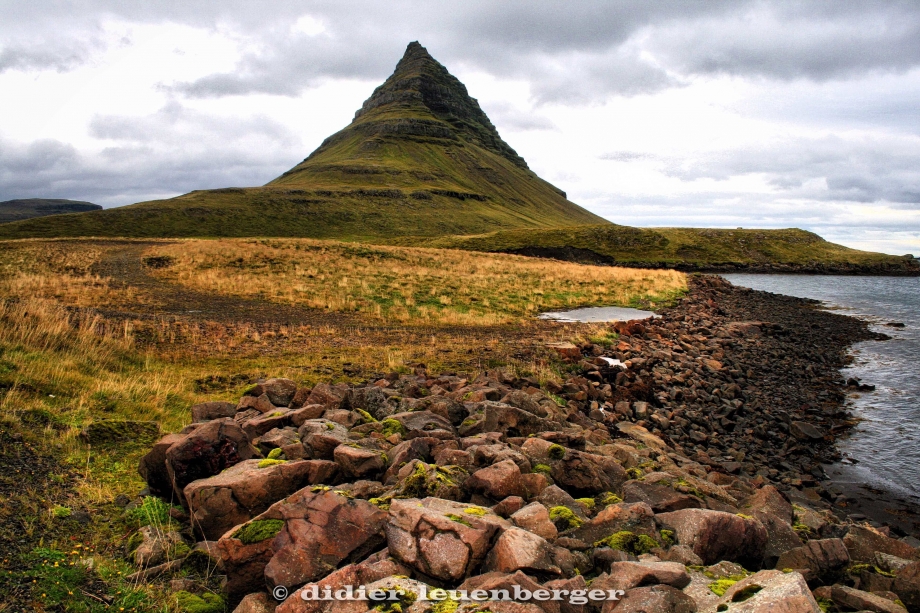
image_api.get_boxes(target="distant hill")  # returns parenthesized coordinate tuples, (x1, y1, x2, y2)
(403, 224, 920, 275)
(0, 42, 604, 240)
(0, 199, 101, 224)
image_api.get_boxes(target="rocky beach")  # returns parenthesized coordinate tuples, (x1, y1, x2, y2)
(122, 275, 920, 612)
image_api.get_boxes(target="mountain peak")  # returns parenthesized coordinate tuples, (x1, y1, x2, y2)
(349, 41, 528, 168)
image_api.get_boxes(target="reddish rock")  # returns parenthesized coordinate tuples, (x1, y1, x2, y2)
(550, 451, 627, 496)
(298, 419, 350, 460)
(191, 401, 237, 423)
(493, 496, 527, 518)
(164, 418, 258, 505)
(893, 561, 920, 613)
(600, 561, 692, 592)
(774, 538, 849, 585)
(392, 460, 467, 501)
(712, 570, 820, 613)
(484, 527, 564, 576)
(241, 409, 292, 439)
(742, 485, 794, 524)
(184, 459, 338, 540)
(478, 401, 557, 437)
(275, 550, 410, 613)
(510, 502, 558, 541)
(385, 497, 509, 582)
(305, 383, 348, 410)
(138, 432, 184, 497)
(570, 502, 657, 544)
(459, 571, 561, 613)
(333, 444, 387, 479)
(288, 404, 326, 426)
(844, 525, 917, 562)
(601, 585, 696, 613)
(217, 488, 387, 596)
(466, 459, 526, 500)
(384, 438, 436, 483)
(656, 508, 767, 567)
(621, 480, 703, 513)
(821, 584, 907, 613)
(251, 378, 298, 408)
(238, 393, 275, 414)
(388, 410, 455, 436)
(232, 592, 274, 613)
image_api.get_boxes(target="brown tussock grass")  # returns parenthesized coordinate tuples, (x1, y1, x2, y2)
(147, 238, 686, 325)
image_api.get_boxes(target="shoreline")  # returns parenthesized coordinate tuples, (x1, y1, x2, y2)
(129, 272, 920, 610)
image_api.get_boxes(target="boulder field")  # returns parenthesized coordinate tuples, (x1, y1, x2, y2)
(133, 276, 919, 612)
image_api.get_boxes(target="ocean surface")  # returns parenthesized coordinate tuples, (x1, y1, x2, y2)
(723, 274, 920, 499)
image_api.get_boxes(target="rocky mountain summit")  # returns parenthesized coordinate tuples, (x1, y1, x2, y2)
(129, 277, 920, 612)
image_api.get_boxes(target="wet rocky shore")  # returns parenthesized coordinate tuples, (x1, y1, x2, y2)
(128, 275, 920, 612)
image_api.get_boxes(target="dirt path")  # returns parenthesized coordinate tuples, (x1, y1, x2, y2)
(90, 242, 356, 326)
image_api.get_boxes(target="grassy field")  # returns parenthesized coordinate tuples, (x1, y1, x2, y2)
(145, 238, 685, 325)
(0, 237, 684, 611)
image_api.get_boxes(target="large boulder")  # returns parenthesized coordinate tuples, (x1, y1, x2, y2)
(464, 401, 557, 437)
(250, 378, 298, 407)
(333, 444, 387, 479)
(385, 497, 509, 583)
(844, 525, 917, 562)
(275, 550, 411, 613)
(741, 486, 793, 524)
(774, 538, 849, 585)
(710, 570, 821, 613)
(817, 584, 907, 613)
(550, 451, 627, 497)
(622, 480, 703, 513)
(597, 561, 691, 592)
(388, 410, 455, 436)
(465, 459, 526, 501)
(894, 561, 920, 613)
(217, 488, 387, 596)
(570, 502, 657, 545)
(164, 418, 258, 505)
(656, 509, 767, 567)
(184, 459, 339, 540)
(191, 401, 237, 423)
(138, 432, 184, 497)
(305, 383, 348, 410)
(484, 527, 567, 576)
(298, 419, 350, 460)
(510, 502, 558, 541)
(601, 585, 696, 613)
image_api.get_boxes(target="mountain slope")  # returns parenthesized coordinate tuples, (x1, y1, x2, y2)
(0, 199, 100, 224)
(0, 42, 604, 240)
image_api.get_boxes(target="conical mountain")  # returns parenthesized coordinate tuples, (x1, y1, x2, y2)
(0, 42, 606, 239)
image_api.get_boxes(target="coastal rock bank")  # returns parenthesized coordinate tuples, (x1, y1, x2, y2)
(133, 276, 918, 611)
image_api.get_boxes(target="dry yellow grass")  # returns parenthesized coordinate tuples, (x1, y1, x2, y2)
(148, 238, 686, 324)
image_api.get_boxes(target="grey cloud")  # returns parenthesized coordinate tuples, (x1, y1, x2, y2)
(0, 103, 303, 206)
(662, 136, 920, 206)
(478, 102, 557, 132)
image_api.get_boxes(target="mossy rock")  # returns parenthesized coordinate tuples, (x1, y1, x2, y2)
(381, 418, 408, 437)
(174, 590, 226, 613)
(182, 548, 220, 576)
(232, 519, 285, 544)
(594, 531, 659, 555)
(548, 444, 566, 460)
(549, 506, 583, 530)
(79, 420, 160, 445)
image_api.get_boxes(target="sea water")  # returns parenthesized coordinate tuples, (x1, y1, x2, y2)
(723, 274, 920, 498)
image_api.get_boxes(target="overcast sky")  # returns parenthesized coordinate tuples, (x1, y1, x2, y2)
(1, 1, 919, 254)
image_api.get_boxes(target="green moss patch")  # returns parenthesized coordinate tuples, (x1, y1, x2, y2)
(594, 531, 659, 555)
(232, 519, 285, 545)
